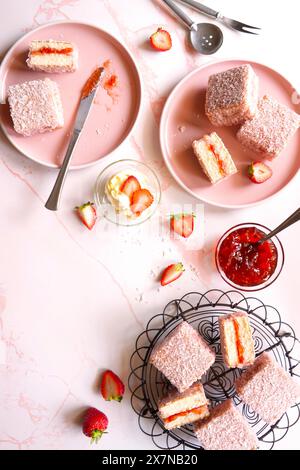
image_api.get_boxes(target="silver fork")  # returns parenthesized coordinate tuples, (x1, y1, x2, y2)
(178, 0, 261, 34)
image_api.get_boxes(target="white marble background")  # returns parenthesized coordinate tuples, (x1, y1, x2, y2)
(0, 0, 299, 450)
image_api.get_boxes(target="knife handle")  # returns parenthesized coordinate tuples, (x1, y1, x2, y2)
(162, 0, 195, 28)
(178, 0, 219, 18)
(45, 129, 80, 211)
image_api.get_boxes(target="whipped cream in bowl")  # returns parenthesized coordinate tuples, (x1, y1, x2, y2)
(94, 159, 161, 226)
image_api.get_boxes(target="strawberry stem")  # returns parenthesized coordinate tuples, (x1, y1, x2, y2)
(175, 262, 185, 272)
(90, 429, 107, 444)
(169, 212, 196, 219)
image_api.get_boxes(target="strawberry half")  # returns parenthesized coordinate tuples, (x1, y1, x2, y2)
(101, 370, 125, 402)
(75, 202, 97, 230)
(150, 28, 172, 51)
(130, 189, 154, 216)
(248, 162, 273, 184)
(170, 213, 195, 238)
(82, 407, 108, 443)
(120, 175, 141, 200)
(161, 263, 185, 286)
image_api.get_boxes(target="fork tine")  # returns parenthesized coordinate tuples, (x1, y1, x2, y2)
(224, 17, 261, 32)
(241, 29, 260, 35)
(228, 22, 260, 34)
(238, 21, 261, 30)
(241, 25, 261, 30)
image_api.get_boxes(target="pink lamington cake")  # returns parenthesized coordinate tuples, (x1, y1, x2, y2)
(237, 95, 300, 159)
(149, 321, 216, 392)
(7, 78, 64, 136)
(235, 353, 300, 425)
(194, 400, 258, 450)
(205, 64, 259, 127)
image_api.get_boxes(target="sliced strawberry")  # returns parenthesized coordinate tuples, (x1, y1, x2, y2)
(75, 202, 97, 230)
(150, 28, 172, 51)
(170, 213, 195, 238)
(248, 162, 273, 184)
(101, 370, 125, 402)
(120, 176, 141, 200)
(161, 263, 185, 286)
(130, 189, 154, 216)
(82, 407, 108, 443)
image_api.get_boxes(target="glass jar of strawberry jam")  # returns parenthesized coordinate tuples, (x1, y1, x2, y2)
(215, 223, 284, 291)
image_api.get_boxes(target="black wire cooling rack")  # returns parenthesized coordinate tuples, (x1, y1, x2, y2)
(128, 290, 300, 450)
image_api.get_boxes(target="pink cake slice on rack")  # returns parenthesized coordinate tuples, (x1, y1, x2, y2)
(149, 321, 216, 393)
(235, 353, 300, 425)
(237, 95, 300, 159)
(205, 64, 259, 127)
(26, 39, 78, 73)
(194, 399, 258, 450)
(7, 78, 64, 137)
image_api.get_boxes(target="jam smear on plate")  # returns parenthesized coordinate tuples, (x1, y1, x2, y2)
(217, 227, 278, 287)
(104, 74, 118, 91)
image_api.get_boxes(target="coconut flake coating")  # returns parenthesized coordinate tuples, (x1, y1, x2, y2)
(235, 353, 300, 424)
(150, 322, 216, 392)
(7, 78, 64, 136)
(205, 64, 259, 127)
(194, 399, 258, 450)
(237, 95, 300, 158)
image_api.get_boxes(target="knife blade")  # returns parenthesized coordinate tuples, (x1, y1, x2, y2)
(45, 67, 105, 211)
(75, 66, 105, 132)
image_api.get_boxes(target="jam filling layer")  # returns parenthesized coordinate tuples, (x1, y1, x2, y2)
(165, 404, 207, 423)
(233, 319, 245, 364)
(31, 47, 73, 56)
(208, 144, 225, 176)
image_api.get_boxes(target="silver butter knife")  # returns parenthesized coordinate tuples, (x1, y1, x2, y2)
(45, 67, 105, 211)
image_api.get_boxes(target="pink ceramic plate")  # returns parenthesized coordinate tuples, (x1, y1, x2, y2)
(0, 21, 142, 169)
(160, 59, 300, 208)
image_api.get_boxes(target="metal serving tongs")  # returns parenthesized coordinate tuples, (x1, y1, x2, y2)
(177, 0, 261, 34)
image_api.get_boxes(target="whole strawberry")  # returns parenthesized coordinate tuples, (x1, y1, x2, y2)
(101, 370, 125, 402)
(82, 407, 108, 443)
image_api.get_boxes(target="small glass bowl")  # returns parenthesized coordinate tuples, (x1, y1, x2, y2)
(94, 159, 161, 226)
(215, 223, 285, 292)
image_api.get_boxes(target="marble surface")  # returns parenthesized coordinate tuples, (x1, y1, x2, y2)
(0, 0, 299, 450)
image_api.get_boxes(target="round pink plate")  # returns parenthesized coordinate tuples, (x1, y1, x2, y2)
(160, 59, 300, 208)
(0, 21, 142, 169)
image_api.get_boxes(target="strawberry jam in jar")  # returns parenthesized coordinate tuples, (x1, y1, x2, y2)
(215, 223, 284, 291)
